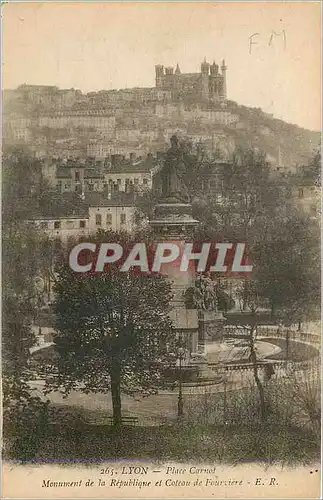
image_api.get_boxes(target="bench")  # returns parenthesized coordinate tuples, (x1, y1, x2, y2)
(83, 415, 139, 427)
(105, 415, 139, 426)
(47, 415, 139, 437)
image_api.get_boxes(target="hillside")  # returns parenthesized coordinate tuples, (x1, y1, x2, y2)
(3, 86, 320, 168)
(225, 100, 320, 168)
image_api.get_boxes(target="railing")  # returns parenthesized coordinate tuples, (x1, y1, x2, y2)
(206, 355, 320, 390)
(257, 326, 321, 345)
(224, 324, 321, 345)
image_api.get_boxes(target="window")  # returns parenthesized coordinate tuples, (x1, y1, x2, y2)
(143, 178, 148, 185)
(96, 214, 102, 226)
(75, 171, 80, 181)
(106, 213, 112, 225)
(40, 221, 48, 229)
(80, 220, 86, 228)
(120, 213, 126, 224)
(298, 188, 304, 198)
(54, 221, 61, 229)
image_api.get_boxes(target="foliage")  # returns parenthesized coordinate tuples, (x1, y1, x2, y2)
(2, 147, 52, 458)
(10, 382, 319, 464)
(192, 147, 320, 327)
(300, 149, 321, 187)
(251, 212, 320, 324)
(2, 145, 52, 228)
(3, 375, 50, 460)
(45, 231, 177, 426)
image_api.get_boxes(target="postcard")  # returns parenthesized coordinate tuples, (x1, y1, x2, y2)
(2, 2, 321, 498)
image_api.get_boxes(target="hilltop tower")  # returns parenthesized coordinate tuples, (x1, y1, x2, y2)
(174, 63, 182, 91)
(155, 65, 164, 88)
(200, 59, 210, 100)
(154, 59, 227, 103)
(220, 59, 227, 101)
(210, 61, 219, 76)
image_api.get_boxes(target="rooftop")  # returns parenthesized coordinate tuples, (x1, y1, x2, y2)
(55, 154, 159, 175)
(27, 191, 137, 221)
(29, 192, 89, 219)
(84, 168, 104, 179)
(85, 192, 136, 207)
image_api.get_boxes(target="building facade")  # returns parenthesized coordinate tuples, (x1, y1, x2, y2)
(155, 60, 227, 102)
(29, 215, 89, 244)
(3, 59, 236, 160)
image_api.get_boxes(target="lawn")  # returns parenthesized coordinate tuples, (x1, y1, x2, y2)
(262, 337, 319, 362)
(6, 421, 319, 466)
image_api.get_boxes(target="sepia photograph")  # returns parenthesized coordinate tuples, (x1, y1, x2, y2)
(2, 2, 321, 498)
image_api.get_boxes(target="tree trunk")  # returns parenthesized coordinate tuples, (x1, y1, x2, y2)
(270, 301, 275, 319)
(249, 331, 267, 420)
(110, 366, 122, 429)
(286, 330, 290, 362)
(242, 281, 248, 311)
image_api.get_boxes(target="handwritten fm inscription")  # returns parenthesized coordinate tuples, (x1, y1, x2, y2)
(41, 464, 279, 490)
(249, 29, 287, 54)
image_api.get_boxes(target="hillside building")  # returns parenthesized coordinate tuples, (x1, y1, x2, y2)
(155, 59, 227, 103)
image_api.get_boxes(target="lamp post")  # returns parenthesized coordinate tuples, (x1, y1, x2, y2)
(177, 346, 185, 418)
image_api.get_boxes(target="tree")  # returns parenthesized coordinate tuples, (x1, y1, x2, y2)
(2, 145, 53, 230)
(46, 233, 177, 428)
(302, 149, 321, 187)
(186, 145, 320, 419)
(193, 146, 320, 325)
(195, 147, 291, 240)
(251, 211, 320, 327)
(2, 146, 53, 457)
(235, 280, 268, 419)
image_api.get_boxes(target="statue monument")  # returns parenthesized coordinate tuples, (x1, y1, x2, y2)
(160, 135, 190, 203)
(185, 274, 226, 350)
(149, 136, 227, 382)
(149, 136, 200, 361)
(151, 136, 198, 238)
(191, 275, 218, 312)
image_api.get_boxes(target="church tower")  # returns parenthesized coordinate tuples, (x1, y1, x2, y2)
(155, 65, 164, 88)
(200, 59, 210, 100)
(220, 59, 227, 100)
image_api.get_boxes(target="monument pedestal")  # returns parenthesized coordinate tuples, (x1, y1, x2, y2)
(198, 310, 226, 347)
(150, 202, 199, 237)
(149, 135, 227, 384)
(149, 200, 200, 362)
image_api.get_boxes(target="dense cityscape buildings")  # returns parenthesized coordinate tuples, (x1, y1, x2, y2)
(4, 59, 320, 240)
(3, 60, 241, 160)
(2, 0, 321, 480)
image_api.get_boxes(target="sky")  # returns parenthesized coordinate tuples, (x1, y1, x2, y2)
(2, 2, 321, 130)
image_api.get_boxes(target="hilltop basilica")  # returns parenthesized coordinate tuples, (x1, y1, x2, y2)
(155, 59, 227, 103)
